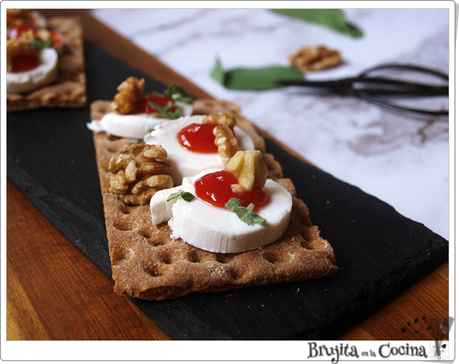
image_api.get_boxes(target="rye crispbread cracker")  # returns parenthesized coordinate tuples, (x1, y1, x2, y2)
(7, 16, 87, 112)
(91, 99, 337, 300)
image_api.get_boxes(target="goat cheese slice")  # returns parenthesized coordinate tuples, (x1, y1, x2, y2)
(87, 102, 193, 139)
(150, 170, 292, 253)
(7, 48, 58, 94)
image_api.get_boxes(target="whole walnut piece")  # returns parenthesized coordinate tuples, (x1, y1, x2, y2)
(289, 45, 342, 72)
(111, 76, 145, 115)
(108, 143, 173, 205)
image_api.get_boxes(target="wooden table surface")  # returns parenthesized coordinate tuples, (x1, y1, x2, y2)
(7, 9, 449, 341)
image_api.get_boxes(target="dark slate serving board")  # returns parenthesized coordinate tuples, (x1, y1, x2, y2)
(7, 41, 448, 340)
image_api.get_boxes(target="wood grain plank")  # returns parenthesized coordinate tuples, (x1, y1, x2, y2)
(7, 180, 170, 340)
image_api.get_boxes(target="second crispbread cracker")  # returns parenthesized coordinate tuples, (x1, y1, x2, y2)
(7, 16, 87, 112)
(91, 99, 337, 300)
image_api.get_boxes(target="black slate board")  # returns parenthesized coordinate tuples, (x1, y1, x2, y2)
(7, 41, 448, 340)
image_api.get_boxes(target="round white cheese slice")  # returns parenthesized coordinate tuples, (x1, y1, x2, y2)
(150, 170, 292, 253)
(144, 115, 255, 185)
(87, 101, 193, 139)
(7, 48, 58, 94)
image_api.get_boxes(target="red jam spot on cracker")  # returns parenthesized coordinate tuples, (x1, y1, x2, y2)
(135, 94, 176, 114)
(194, 170, 269, 209)
(177, 123, 219, 153)
(10, 53, 40, 72)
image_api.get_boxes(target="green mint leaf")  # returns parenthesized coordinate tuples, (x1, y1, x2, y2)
(232, 206, 250, 219)
(181, 192, 195, 202)
(167, 192, 182, 201)
(270, 9, 363, 38)
(164, 84, 194, 104)
(224, 197, 242, 211)
(225, 198, 266, 225)
(246, 212, 267, 225)
(211, 58, 304, 91)
(167, 191, 195, 202)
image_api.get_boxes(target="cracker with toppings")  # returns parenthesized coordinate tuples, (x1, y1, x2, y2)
(7, 10, 87, 112)
(90, 86, 337, 300)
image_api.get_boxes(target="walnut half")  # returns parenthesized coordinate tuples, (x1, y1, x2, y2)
(202, 113, 240, 164)
(213, 125, 239, 165)
(108, 144, 173, 205)
(111, 76, 145, 115)
(289, 45, 342, 72)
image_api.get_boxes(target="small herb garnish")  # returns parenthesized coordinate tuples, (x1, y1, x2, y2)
(164, 84, 194, 104)
(128, 140, 145, 145)
(167, 191, 195, 202)
(224, 197, 266, 225)
(28, 39, 53, 51)
(147, 100, 182, 119)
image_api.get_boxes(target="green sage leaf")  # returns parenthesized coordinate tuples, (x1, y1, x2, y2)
(211, 58, 304, 91)
(210, 57, 226, 85)
(270, 9, 363, 38)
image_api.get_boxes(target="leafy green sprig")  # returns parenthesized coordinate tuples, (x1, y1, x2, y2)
(128, 140, 145, 145)
(167, 191, 195, 202)
(166, 193, 266, 225)
(28, 39, 53, 52)
(225, 198, 266, 225)
(163, 84, 194, 104)
(147, 100, 183, 120)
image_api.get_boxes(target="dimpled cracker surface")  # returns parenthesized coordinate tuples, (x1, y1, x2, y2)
(7, 17, 87, 112)
(91, 99, 337, 300)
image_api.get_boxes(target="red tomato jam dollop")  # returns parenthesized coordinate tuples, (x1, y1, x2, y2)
(194, 170, 269, 209)
(177, 123, 220, 153)
(10, 53, 40, 73)
(136, 94, 177, 114)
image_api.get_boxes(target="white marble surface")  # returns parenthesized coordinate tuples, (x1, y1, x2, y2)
(92, 7, 450, 240)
